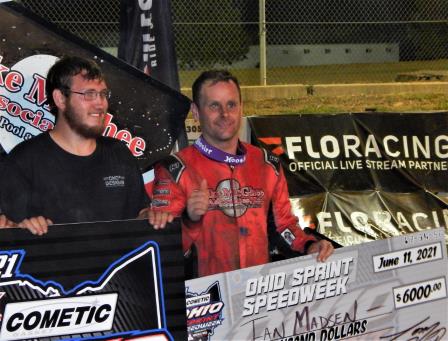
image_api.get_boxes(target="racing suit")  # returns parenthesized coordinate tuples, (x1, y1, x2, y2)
(153, 141, 316, 277)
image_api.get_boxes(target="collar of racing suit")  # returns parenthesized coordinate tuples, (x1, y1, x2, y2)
(194, 135, 247, 166)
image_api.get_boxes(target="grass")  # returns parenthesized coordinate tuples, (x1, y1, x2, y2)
(180, 59, 448, 115)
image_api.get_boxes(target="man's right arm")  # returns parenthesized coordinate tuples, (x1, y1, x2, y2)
(152, 159, 188, 218)
(153, 157, 209, 255)
(0, 158, 50, 235)
(0, 157, 28, 222)
(153, 157, 209, 221)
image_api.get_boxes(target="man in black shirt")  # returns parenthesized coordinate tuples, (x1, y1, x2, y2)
(0, 56, 171, 234)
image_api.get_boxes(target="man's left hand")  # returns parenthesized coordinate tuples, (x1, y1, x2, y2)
(307, 240, 334, 262)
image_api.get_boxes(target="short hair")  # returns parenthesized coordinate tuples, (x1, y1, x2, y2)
(192, 69, 241, 106)
(45, 56, 104, 116)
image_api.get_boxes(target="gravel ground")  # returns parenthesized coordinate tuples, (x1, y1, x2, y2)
(243, 93, 448, 115)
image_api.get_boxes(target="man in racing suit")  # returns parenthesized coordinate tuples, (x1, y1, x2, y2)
(153, 70, 333, 278)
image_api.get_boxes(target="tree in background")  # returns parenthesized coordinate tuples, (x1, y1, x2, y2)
(172, 0, 250, 69)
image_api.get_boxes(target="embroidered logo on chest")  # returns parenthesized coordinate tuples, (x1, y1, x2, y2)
(103, 175, 125, 188)
(208, 179, 265, 217)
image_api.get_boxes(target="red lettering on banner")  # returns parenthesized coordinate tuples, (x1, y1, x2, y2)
(38, 117, 53, 131)
(32, 110, 44, 127)
(116, 130, 131, 144)
(0, 64, 10, 87)
(20, 109, 35, 123)
(130, 138, 146, 156)
(5, 72, 23, 93)
(103, 113, 146, 157)
(0, 95, 8, 109)
(0, 64, 24, 93)
(0, 94, 53, 132)
(103, 112, 118, 137)
(23, 74, 49, 109)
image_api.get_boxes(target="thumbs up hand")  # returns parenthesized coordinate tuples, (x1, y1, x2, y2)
(187, 179, 209, 222)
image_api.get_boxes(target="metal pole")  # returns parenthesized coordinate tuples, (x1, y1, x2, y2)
(259, 0, 267, 86)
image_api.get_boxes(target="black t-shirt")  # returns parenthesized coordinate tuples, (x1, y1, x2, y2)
(0, 133, 150, 224)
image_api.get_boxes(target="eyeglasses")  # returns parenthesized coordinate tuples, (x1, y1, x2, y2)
(65, 88, 111, 101)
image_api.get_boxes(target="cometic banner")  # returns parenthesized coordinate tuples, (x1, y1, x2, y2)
(249, 113, 448, 246)
(0, 219, 186, 340)
(186, 228, 447, 340)
(0, 2, 190, 176)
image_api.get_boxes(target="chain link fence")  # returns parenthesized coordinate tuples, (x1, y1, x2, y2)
(16, 0, 448, 87)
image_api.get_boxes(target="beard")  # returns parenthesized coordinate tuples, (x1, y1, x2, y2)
(62, 103, 105, 138)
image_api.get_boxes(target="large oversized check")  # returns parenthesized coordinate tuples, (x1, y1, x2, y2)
(186, 229, 447, 340)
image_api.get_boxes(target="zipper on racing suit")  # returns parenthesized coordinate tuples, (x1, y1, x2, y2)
(229, 164, 249, 269)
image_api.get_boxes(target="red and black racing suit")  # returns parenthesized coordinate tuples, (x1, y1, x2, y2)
(153, 142, 316, 277)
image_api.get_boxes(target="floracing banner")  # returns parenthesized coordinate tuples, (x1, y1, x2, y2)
(0, 219, 186, 340)
(186, 228, 447, 341)
(0, 2, 190, 176)
(249, 113, 448, 246)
